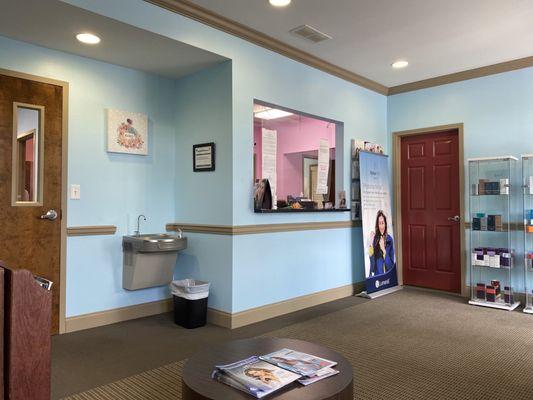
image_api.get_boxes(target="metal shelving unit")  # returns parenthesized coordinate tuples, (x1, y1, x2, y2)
(468, 156, 520, 311)
(522, 154, 533, 314)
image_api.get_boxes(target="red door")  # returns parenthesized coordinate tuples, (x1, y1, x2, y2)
(401, 130, 461, 292)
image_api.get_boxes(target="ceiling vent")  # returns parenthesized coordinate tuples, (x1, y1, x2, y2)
(289, 24, 331, 43)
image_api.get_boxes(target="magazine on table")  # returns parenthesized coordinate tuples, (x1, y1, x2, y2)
(259, 348, 337, 377)
(212, 349, 339, 397)
(298, 367, 339, 386)
(212, 356, 301, 398)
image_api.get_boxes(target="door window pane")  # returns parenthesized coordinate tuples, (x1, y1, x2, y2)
(13, 104, 43, 205)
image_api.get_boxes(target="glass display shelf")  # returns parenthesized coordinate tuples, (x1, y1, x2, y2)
(468, 156, 519, 311)
(468, 298, 520, 311)
(522, 154, 533, 314)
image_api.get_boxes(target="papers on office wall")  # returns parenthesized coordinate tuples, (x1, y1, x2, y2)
(261, 129, 277, 203)
(316, 138, 330, 195)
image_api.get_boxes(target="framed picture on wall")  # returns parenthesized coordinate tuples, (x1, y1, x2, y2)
(107, 109, 148, 155)
(193, 142, 215, 172)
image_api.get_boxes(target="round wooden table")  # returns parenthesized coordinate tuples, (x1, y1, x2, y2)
(182, 337, 353, 400)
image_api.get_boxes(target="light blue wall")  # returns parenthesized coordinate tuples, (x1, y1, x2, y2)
(64, 1, 388, 222)
(232, 228, 363, 312)
(174, 233, 233, 312)
(388, 67, 533, 292)
(174, 61, 233, 225)
(67, 0, 389, 314)
(0, 35, 178, 317)
(173, 62, 233, 312)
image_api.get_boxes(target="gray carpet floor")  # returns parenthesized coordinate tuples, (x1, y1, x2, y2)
(62, 289, 533, 399)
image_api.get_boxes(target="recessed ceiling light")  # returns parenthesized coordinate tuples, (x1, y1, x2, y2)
(254, 108, 293, 120)
(269, 0, 291, 7)
(391, 60, 409, 69)
(76, 33, 101, 45)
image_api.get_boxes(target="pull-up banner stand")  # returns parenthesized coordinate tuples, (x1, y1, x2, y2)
(358, 151, 401, 299)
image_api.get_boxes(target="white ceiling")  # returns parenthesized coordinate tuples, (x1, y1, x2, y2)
(191, 0, 533, 86)
(0, 0, 227, 80)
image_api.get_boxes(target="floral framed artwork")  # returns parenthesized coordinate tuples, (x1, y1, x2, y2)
(107, 109, 148, 155)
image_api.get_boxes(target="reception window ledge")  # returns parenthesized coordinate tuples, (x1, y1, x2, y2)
(254, 208, 350, 214)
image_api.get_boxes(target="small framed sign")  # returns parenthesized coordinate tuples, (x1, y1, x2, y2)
(193, 142, 215, 172)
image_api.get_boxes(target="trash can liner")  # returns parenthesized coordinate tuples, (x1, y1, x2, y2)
(171, 289, 208, 300)
(171, 279, 210, 300)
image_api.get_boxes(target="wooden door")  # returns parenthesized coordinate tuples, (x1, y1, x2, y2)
(401, 130, 461, 292)
(0, 74, 63, 333)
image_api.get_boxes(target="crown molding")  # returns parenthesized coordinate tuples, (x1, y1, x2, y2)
(146, 1, 533, 96)
(144, 0, 388, 95)
(388, 56, 533, 95)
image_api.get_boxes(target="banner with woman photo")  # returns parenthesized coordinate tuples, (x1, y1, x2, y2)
(359, 151, 398, 294)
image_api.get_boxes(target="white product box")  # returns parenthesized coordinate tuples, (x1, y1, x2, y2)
(500, 178, 509, 195)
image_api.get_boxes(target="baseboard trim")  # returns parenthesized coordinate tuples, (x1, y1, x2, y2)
(65, 299, 174, 333)
(230, 282, 365, 329)
(207, 308, 232, 329)
(64, 282, 364, 333)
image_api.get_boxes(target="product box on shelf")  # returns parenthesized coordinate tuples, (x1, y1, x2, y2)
(476, 283, 486, 300)
(504, 286, 513, 303)
(499, 248, 512, 268)
(526, 252, 533, 269)
(480, 216, 488, 231)
(487, 181, 500, 195)
(486, 285, 496, 302)
(525, 210, 533, 227)
(499, 178, 509, 195)
(486, 215, 502, 231)
(478, 179, 488, 195)
(471, 247, 511, 268)
(472, 213, 489, 231)
(490, 280, 501, 297)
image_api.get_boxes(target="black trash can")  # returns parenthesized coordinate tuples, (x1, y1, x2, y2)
(171, 279, 210, 329)
(173, 295, 208, 329)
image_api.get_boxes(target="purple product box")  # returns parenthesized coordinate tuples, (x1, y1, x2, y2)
(499, 248, 511, 267)
(504, 286, 512, 303)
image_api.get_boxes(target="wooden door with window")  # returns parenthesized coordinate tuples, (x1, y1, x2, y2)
(401, 130, 461, 292)
(0, 73, 63, 333)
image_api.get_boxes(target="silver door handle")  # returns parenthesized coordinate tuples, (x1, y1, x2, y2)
(40, 210, 58, 221)
(448, 215, 460, 222)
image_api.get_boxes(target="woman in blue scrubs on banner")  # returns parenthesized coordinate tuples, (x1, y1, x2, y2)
(368, 210, 395, 276)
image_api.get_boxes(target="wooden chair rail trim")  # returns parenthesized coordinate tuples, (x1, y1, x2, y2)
(166, 220, 362, 235)
(66, 225, 117, 236)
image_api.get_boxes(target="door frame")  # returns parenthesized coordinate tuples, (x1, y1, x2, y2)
(1, 68, 69, 333)
(392, 123, 467, 296)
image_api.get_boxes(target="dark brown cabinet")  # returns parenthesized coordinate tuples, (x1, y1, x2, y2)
(0, 262, 51, 400)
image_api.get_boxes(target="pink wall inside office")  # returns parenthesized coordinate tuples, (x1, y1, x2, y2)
(254, 116, 336, 200)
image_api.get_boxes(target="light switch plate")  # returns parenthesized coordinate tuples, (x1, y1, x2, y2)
(70, 184, 81, 200)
